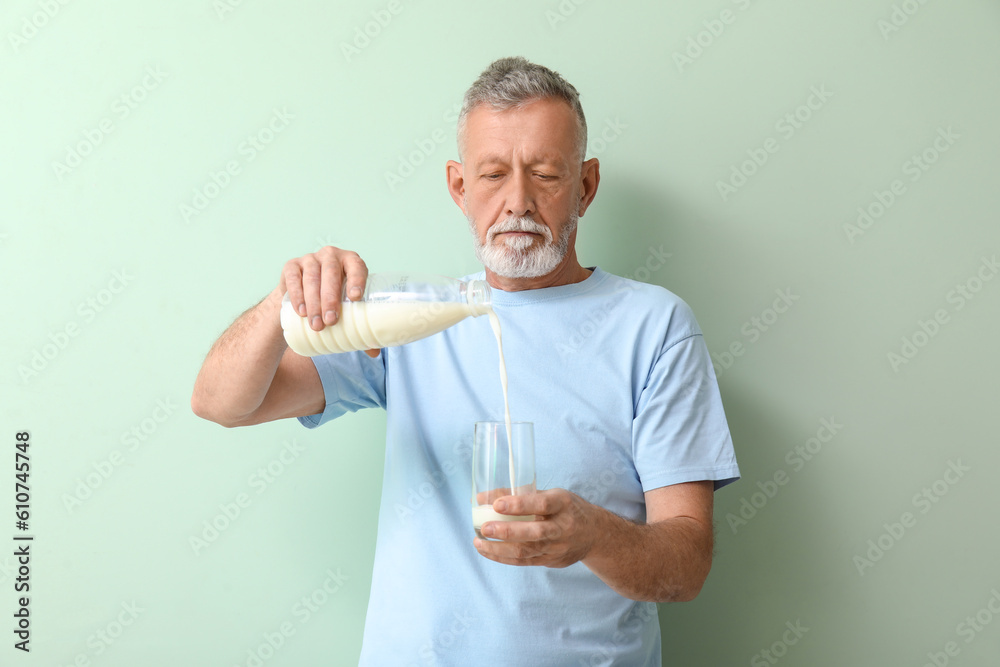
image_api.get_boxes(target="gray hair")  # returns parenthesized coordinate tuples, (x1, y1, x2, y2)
(456, 56, 588, 164)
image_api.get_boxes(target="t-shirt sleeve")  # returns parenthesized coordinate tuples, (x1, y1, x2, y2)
(296, 350, 387, 429)
(632, 321, 740, 492)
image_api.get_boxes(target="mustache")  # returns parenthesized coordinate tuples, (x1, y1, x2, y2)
(486, 216, 552, 243)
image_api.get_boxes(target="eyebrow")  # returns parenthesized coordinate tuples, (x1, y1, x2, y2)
(473, 154, 568, 170)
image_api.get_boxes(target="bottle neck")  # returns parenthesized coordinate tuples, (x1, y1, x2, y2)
(465, 279, 492, 316)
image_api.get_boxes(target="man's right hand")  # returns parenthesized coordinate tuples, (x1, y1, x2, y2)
(279, 246, 380, 358)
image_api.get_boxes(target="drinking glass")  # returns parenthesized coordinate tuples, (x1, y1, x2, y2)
(472, 421, 536, 539)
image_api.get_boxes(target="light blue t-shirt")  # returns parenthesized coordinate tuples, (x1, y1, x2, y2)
(298, 267, 739, 666)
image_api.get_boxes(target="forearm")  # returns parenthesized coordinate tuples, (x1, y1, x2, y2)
(582, 507, 713, 603)
(191, 287, 288, 426)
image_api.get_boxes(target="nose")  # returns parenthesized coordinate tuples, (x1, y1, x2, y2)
(504, 171, 536, 219)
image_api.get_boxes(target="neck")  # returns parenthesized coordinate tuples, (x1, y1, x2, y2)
(484, 249, 591, 292)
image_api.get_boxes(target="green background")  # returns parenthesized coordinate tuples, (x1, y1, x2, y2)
(2, 0, 999, 665)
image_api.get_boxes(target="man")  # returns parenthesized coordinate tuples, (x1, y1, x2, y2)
(192, 57, 739, 665)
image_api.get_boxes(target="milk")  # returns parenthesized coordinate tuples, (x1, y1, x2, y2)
(281, 300, 477, 356)
(472, 310, 533, 537)
(487, 311, 516, 492)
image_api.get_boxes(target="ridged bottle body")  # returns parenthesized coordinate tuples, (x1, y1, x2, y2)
(280, 273, 491, 356)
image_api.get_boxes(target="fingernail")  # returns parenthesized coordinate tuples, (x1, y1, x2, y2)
(324, 310, 336, 324)
(298, 304, 306, 316)
(349, 286, 362, 298)
(483, 524, 494, 537)
(495, 500, 507, 512)
(311, 316, 322, 329)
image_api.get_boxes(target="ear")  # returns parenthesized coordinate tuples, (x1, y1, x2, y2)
(577, 158, 600, 217)
(446, 160, 466, 213)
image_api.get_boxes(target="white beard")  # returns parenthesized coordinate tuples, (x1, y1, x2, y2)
(466, 204, 578, 279)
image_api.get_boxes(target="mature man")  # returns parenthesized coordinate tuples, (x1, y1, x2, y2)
(192, 57, 739, 665)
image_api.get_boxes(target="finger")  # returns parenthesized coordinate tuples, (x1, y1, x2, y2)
(341, 252, 369, 302)
(481, 518, 553, 543)
(282, 261, 306, 317)
(476, 490, 495, 505)
(474, 537, 551, 565)
(474, 488, 513, 506)
(318, 248, 344, 326)
(364, 348, 381, 358)
(495, 490, 562, 517)
(300, 254, 325, 331)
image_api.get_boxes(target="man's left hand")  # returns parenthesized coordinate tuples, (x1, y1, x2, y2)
(473, 489, 600, 568)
